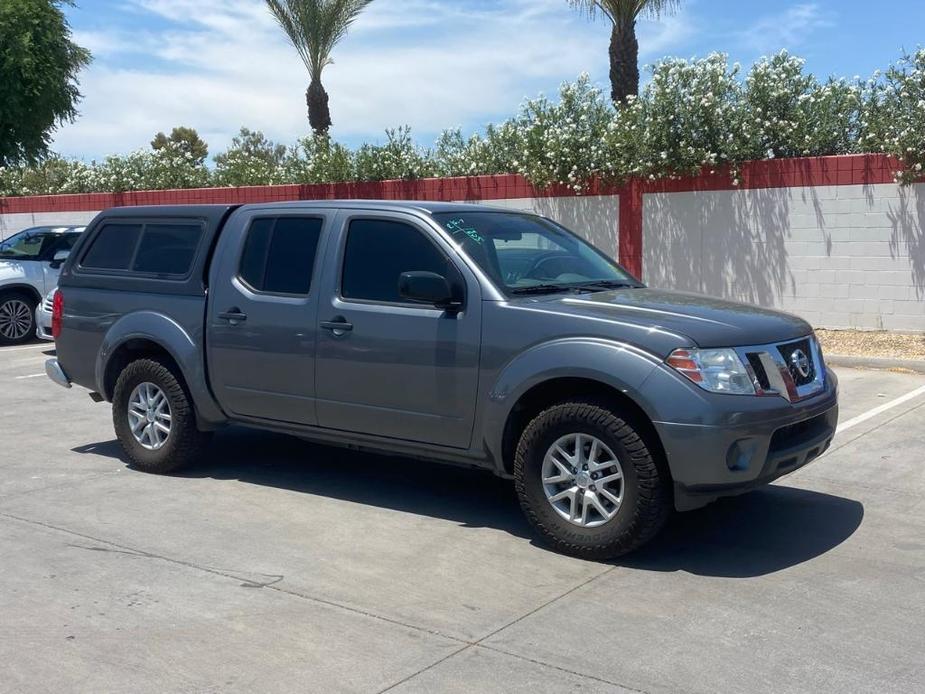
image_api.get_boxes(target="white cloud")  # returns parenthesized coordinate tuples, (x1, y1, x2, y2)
(53, 0, 692, 159)
(737, 3, 833, 56)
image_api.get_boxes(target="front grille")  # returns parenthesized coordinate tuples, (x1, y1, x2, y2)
(769, 413, 830, 453)
(745, 353, 771, 391)
(777, 338, 816, 387)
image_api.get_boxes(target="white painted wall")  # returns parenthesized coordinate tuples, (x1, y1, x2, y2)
(643, 183, 925, 332)
(0, 210, 99, 239)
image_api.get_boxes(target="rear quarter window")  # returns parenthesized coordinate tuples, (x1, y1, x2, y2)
(79, 221, 203, 277)
(80, 223, 142, 270)
(133, 224, 202, 275)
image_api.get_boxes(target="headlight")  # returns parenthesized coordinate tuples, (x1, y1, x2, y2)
(666, 348, 756, 395)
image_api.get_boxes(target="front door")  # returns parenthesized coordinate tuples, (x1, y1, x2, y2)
(207, 210, 330, 425)
(314, 212, 481, 449)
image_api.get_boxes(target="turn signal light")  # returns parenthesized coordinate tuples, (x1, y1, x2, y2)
(665, 349, 704, 383)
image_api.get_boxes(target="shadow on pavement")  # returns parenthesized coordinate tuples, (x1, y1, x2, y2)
(73, 427, 863, 577)
(622, 485, 864, 578)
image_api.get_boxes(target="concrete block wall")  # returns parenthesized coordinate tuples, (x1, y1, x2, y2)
(641, 161, 924, 332)
(1, 155, 922, 331)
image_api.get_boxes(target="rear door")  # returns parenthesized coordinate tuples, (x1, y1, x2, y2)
(207, 208, 332, 425)
(313, 210, 482, 448)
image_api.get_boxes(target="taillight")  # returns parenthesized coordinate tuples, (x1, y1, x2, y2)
(51, 291, 64, 340)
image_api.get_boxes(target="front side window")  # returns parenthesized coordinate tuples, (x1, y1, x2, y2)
(433, 212, 640, 295)
(239, 216, 323, 295)
(341, 219, 461, 304)
(0, 229, 60, 260)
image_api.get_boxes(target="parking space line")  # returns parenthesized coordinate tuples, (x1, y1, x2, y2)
(837, 384, 925, 433)
(0, 344, 52, 353)
(14, 374, 45, 380)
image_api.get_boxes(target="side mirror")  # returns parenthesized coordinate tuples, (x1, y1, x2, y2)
(398, 271, 462, 310)
(50, 250, 70, 269)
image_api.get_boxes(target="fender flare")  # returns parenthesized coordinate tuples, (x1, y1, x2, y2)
(480, 337, 663, 468)
(0, 283, 42, 304)
(96, 311, 226, 426)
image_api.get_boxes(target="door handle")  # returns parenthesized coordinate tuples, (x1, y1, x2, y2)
(219, 308, 248, 323)
(320, 318, 353, 334)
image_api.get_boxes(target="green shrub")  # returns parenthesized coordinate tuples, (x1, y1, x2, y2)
(2, 50, 924, 197)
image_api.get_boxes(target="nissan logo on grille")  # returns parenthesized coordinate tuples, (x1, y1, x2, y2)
(790, 349, 811, 379)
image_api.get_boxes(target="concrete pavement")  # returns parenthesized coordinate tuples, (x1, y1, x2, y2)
(1, 342, 923, 693)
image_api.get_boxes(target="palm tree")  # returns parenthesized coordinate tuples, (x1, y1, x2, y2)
(266, 0, 374, 134)
(569, 0, 680, 104)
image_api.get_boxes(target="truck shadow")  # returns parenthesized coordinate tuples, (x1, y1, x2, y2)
(73, 426, 863, 578)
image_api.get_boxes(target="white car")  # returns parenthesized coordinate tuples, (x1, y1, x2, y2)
(35, 288, 57, 341)
(0, 226, 84, 345)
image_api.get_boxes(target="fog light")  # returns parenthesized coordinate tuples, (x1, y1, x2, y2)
(726, 438, 759, 472)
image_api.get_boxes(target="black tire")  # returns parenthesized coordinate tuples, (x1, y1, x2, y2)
(112, 357, 210, 474)
(514, 400, 671, 560)
(0, 290, 37, 346)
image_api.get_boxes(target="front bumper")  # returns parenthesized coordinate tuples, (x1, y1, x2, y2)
(653, 369, 839, 511)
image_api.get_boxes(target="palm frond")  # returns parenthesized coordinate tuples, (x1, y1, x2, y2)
(266, 0, 374, 80)
(567, 0, 680, 23)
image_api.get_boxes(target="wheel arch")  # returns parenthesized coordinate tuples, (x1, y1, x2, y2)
(96, 311, 226, 428)
(0, 283, 42, 304)
(498, 376, 670, 480)
(481, 338, 669, 476)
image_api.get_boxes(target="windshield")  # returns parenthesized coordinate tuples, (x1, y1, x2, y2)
(433, 211, 640, 295)
(0, 229, 81, 260)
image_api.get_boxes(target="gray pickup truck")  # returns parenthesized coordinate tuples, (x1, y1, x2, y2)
(47, 201, 838, 558)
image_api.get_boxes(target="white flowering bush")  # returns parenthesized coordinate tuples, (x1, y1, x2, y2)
(742, 52, 862, 160)
(213, 128, 288, 187)
(506, 74, 612, 191)
(283, 134, 356, 184)
(354, 126, 434, 181)
(618, 54, 746, 181)
(2, 50, 923, 197)
(861, 49, 925, 184)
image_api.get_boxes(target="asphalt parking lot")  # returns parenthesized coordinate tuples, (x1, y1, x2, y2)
(1, 342, 924, 693)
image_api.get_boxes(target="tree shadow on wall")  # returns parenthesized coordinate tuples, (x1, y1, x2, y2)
(887, 185, 925, 298)
(533, 195, 621, 260)
(645, 187, 834, 306)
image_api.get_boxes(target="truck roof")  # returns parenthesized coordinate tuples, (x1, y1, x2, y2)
(98, 200, 517, 218)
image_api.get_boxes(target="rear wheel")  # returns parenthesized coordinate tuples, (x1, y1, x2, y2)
(0, 291, 37, 345)
(112, 358, 210, 474)
(514, 400, 670, 560)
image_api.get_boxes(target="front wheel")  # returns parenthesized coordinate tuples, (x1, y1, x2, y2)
(514, 400, 671, 560)
(112, 358, 210, 474)
(0, 291, 37, 345)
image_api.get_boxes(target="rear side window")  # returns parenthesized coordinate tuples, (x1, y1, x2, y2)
(81, 224, 142, 270)
(133, 224, 202, 274)
(80, 221, 203, 276)
(341, 219, 460, 304)
(239, 216, 323, 295)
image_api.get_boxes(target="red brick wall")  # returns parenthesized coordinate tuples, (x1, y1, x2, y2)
(0, 154, 909, 280)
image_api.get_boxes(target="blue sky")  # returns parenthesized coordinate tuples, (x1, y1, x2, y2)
(56, 0, 925, 160)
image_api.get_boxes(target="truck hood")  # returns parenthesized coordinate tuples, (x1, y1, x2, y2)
(523, 288, 812, 349)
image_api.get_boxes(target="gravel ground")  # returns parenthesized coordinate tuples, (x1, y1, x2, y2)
(817, 329, 925, 361)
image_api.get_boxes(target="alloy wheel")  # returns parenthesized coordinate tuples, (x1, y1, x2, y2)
(127, 382, 172, 450)
(541, 433, 625, 528)
(0, 299, 33, 340)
